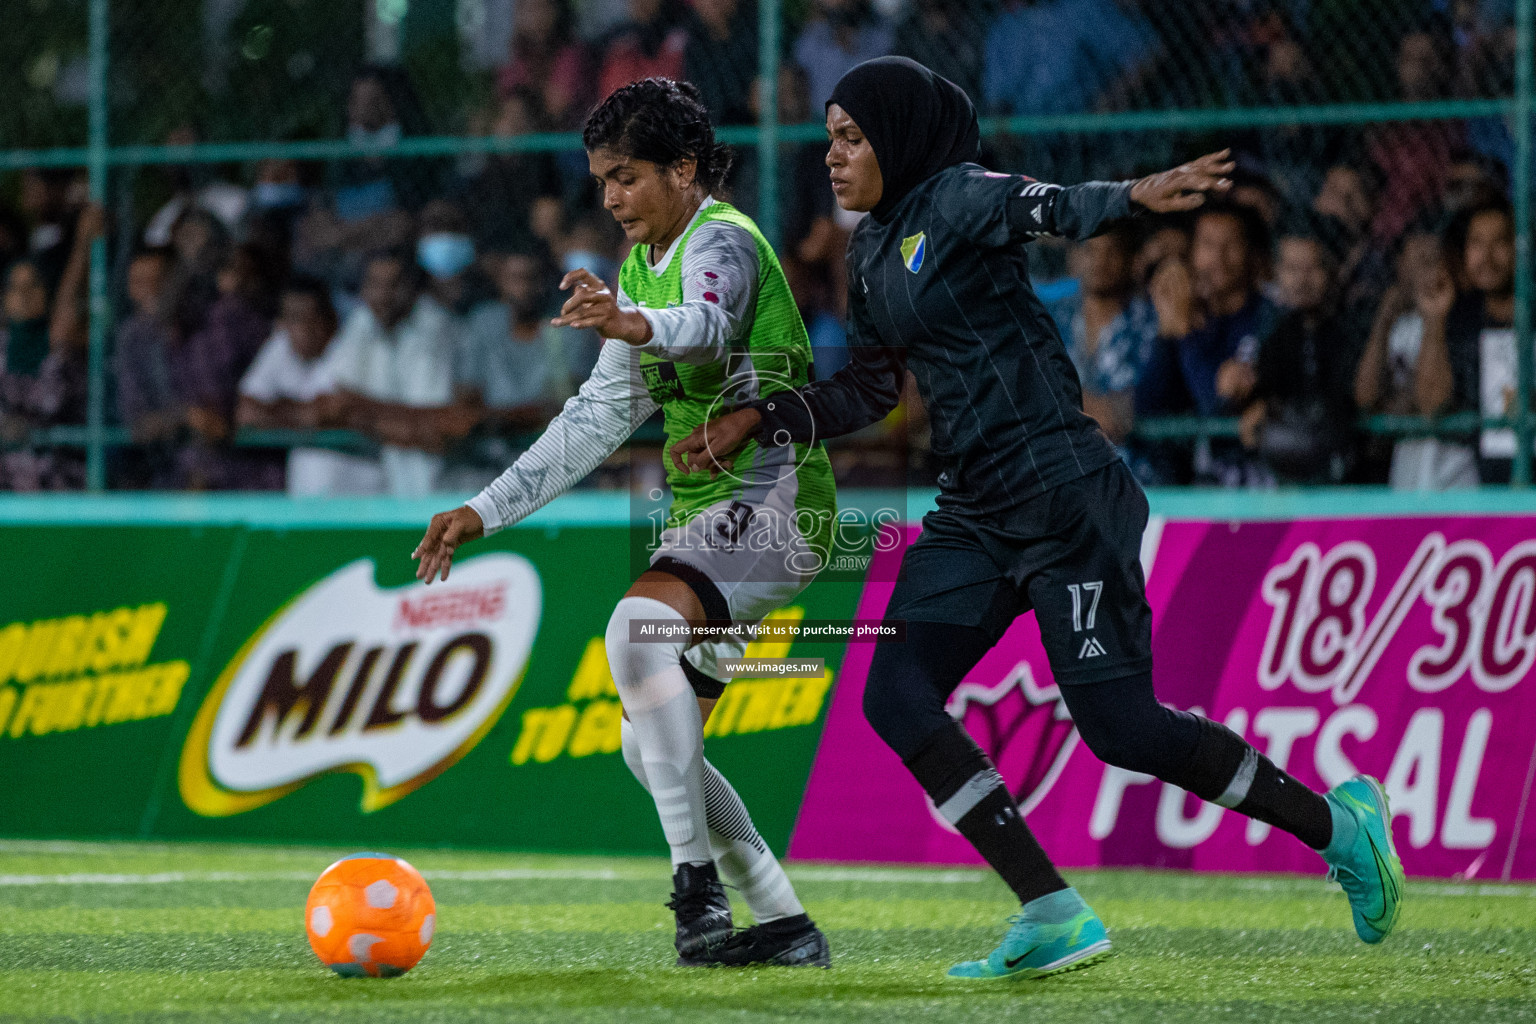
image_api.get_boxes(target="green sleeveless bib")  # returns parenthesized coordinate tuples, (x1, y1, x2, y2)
(618, 202, 836, 559)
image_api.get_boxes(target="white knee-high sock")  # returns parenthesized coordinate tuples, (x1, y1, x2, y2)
(622, 717, 805, 922)
(606, 596, 711, 867)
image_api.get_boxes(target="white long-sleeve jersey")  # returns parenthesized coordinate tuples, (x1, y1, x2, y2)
(466, 200, 762, 534)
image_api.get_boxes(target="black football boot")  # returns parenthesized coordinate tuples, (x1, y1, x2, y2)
(703, 914, 831, 968)
(668, 861, 733, 965)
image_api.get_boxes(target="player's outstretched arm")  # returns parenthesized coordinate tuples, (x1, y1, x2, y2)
(412, 505, 485, 584)
(1007, 150, 1234, 244)
(410, 340, 660, 582)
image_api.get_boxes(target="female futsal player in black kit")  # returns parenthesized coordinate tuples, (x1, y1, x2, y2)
(672, 57, 1404, 981)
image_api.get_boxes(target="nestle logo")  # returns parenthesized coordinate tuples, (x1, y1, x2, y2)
(394, 585, 507, 631)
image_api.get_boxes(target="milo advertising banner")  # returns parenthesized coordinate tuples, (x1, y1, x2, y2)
(0, 509, 864, 854)
(791, 515, 1536, 881)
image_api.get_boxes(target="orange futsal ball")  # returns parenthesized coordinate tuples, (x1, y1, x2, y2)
(305, 853, 436, 977)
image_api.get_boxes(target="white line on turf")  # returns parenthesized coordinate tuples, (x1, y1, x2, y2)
(0, 866, 989, 887)
(0, 860, 1529, 894)
(0, 872, 314, 885)
(0, 868, 629, 886)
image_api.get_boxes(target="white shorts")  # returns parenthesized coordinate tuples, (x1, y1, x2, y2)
(649, 494, 824, 687)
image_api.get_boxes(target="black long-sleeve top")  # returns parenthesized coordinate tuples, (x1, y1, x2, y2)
(751, 164, 1135, 518)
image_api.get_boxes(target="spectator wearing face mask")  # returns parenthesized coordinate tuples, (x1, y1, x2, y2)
(1355, 219, 1478, 489)
(322, 251, 472, 497)
(415, 199, 491, 318)
(543, 208, 623, 296)
(237, 276, 387, 496)
(241, 158, 315, 272)
(1239, 225, 1357, 484)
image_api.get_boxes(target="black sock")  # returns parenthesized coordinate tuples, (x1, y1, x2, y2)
(1063, 674, 1336, 853)
(904, 722, 1068, 905)
(1235, 762, 1334, 851)
(1187, 717, 1334, 851)
(757, 913, 812, 936)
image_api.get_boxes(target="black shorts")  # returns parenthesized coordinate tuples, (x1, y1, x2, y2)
(885, 460, 1153, 686)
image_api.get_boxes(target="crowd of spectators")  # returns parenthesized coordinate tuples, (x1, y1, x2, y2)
(0, 0, 1531, 493)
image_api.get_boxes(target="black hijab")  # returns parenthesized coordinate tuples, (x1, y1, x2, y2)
(827, 57, 981, 222)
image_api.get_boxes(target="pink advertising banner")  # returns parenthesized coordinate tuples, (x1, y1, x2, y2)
(791, 516, 1536, 879)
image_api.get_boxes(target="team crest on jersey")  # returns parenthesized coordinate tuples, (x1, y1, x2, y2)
(900, 232, 926, 273)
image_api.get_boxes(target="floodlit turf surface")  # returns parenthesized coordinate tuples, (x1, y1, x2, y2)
(1, 841, 1533, 1023)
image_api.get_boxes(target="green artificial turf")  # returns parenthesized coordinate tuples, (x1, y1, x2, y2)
(0, 840, 1533, 1023)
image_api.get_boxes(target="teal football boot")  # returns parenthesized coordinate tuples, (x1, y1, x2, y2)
(946, 888, 1111, 981)
(1322, 775, 1405, 943)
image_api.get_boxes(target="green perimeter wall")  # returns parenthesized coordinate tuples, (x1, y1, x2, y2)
(0, 488, 1529, 856)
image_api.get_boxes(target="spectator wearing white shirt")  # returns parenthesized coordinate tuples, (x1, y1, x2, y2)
(324, 251, 475, 497)
(237, 277, 387, 496)
(1354, 222, 1478, 489)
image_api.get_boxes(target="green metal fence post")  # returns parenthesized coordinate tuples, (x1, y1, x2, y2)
(85, 0, 110, 492)
(757, 0, 782, 251)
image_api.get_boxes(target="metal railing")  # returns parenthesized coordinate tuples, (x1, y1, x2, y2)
(2, 0, 1533, 490)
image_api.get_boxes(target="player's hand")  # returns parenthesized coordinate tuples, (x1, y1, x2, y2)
(1130, 150, 1235, 213)
(551, 268, 652, 345)
(412, 505, 485, 584)
(669, 407, 762, 478)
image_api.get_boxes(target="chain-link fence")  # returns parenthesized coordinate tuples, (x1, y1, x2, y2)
(1, 0, 1533, 493)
